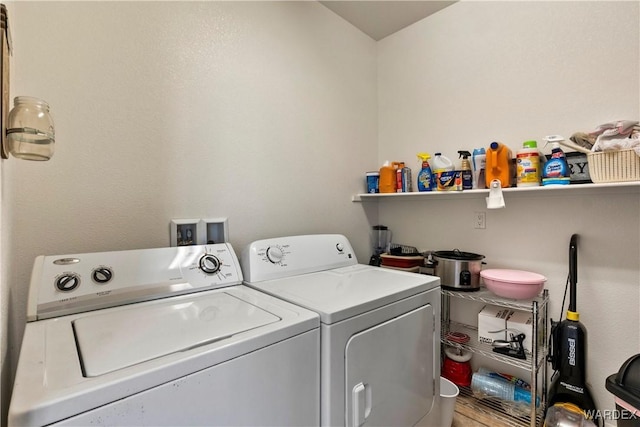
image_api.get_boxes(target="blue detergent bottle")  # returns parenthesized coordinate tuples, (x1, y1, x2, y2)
(416, 153, 434, 191)
(542, 142, 570, 185)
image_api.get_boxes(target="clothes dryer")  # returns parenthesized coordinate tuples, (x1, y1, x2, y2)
(9, 244, 320, 426)
(242, 234, 441, 427)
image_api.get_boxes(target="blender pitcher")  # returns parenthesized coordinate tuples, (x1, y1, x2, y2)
(369, 225, 391, 266)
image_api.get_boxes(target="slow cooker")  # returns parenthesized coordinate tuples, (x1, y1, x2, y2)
(427, 249, 485, 291)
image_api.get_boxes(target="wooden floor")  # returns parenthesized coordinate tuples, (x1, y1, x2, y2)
(452, 400, 515, 427)
(453, 410, 507, 426)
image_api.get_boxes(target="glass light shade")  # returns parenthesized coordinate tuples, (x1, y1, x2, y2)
(6, 96, 55, 161)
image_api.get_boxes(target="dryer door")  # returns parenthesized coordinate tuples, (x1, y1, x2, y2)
(345, 304, 434, 427)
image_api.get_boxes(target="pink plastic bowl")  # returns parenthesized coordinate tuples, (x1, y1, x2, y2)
(480, 269, 546, 300)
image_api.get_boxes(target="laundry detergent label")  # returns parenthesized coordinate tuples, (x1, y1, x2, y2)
(437, 171, 462, 191)
(516, 152, 540, 185)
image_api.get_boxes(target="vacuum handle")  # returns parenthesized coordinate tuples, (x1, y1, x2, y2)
(547, 319, 560, 370)
(569, 234, 578, 313)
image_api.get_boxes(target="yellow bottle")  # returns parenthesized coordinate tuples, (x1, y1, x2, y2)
(516, 140, 541, 187)
(416, 153, 434, 192)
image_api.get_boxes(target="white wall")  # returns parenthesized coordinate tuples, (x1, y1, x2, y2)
(2, 1, 639, 425)
(0, 1, 378, 422)
(377, 1, 640, 422)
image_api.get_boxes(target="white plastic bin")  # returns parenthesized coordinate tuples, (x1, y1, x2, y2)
(440, 376, 459, 427)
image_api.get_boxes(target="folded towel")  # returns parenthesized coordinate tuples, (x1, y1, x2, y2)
(591, 120, 640, 156)
(590, 120, 639, 138)
(570, 132, 596, 149)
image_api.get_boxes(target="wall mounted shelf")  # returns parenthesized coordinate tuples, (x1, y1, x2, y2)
(352, 181, 640, 202)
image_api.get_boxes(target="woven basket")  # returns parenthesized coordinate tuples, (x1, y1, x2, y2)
(587, 149, 640, 183)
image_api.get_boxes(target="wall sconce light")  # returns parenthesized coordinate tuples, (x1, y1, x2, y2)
(4, 96, 55, 160)
(0, 4, 55, 161)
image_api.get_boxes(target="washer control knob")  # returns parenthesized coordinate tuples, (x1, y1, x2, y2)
(199, 254, 221, 274)
(266, 246, 284, 264)
(56, 274, 80, 292)
(92, 267, 113, 284)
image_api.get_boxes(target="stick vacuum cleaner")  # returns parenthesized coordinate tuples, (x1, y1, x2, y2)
(545, 234, 601, 427)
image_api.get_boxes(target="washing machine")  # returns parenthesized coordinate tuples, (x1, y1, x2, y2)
(8, 244, 320, 427)
(241, 234, 442, 427)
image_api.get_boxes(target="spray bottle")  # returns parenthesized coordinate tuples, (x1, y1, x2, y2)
(416, 153, 434, 191)
(542, 138, 570, 186)
(458, 150, 473, 190)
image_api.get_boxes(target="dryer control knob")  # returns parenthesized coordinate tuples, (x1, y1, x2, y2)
(92, 267, 113, 284)
(199, 254, 221, 274)
(56, 274, 80, 292)
(266, 246, 284, 264)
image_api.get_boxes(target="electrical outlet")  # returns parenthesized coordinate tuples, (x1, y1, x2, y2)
(474, 211, 486, 229)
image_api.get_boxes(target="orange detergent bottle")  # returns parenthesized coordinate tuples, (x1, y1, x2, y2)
(485, 142, 513, 188)
(379, 161, 403, 193)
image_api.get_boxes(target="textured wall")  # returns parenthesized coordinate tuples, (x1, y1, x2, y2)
(1, 2, 377, 421)
(3, 1, 639, 425)
(377, 2, 640, 422)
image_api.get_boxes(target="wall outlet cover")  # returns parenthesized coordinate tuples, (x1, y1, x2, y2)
(199, 218, 229, 244)
(170, 219, 200, 247)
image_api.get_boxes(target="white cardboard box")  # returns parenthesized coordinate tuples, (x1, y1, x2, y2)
(507, 309, 534, 353)
(478, 305, 511, 345)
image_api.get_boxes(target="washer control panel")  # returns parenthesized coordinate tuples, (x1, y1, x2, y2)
(241, 234, 357, 283)
(28, 244, 242, 321)
(265, 245, 285, 264)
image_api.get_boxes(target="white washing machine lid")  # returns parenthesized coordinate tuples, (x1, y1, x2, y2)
(75, 291, 280, 377)
(9, 286, 319, 427)
(247, 264, 440, 324)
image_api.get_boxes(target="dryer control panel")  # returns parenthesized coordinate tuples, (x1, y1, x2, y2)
(241, 234, 358, 283)
(27, 244, 243, 321)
